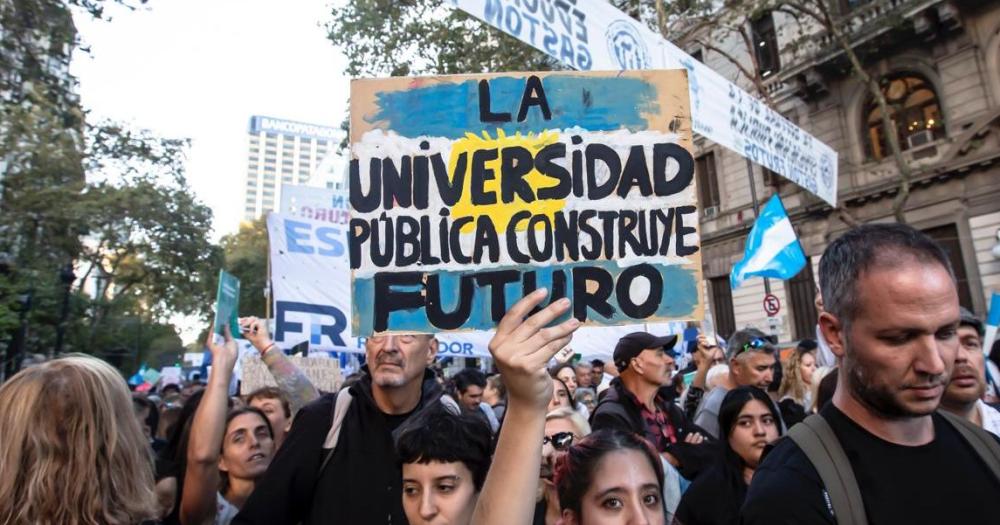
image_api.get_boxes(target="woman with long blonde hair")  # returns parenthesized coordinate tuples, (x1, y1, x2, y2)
(777, 341, 818, 427)
(0, 354, 157, 524)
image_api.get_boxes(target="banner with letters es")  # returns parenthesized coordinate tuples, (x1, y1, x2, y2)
(449, 0, 838, 206)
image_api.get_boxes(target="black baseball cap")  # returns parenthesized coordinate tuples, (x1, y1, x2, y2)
(613, 332, 679, 372)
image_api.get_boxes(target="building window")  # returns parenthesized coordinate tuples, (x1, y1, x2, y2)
(751, 12, 780, 78)
(709, 276, 736, 340)
(689, 48, 703, 63)
(787, 258, 818, 340)
(695, 152, 721, 210)
(839, 0, 873, 13)
(865, 74, 944, 161)
(923, 224, 974, 310)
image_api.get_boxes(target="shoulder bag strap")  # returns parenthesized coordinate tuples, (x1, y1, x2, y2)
(318, 390, 354, 475)
(787, 414, 868, 525)
(938, 409, 1000, 483)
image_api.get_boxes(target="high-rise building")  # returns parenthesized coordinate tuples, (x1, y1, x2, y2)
(243, 115, 344, 221)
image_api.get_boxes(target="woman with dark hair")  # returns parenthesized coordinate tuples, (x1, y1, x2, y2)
(181, 329, 275, 525)
(673, 386, 782, 525)
(548, 377, 576, 413)
(396, 404, 495, 525)
(554, 429, 667, 525)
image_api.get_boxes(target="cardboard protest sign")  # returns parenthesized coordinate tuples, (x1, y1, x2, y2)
(239, 354, 343, 394)
(214, 270, 241, 337)
(349, 70, 703, 334)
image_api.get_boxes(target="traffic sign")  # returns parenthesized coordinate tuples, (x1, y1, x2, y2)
(763, 294, 781, 316)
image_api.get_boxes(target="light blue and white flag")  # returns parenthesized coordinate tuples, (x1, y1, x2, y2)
(984, 291, 1000, 354)
(730, 195, 807, 289)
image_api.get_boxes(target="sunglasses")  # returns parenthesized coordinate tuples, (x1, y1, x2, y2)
(736, 338, 769, 356)
(543, 432, 575, 451)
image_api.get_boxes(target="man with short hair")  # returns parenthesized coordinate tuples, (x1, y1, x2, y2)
(247, 387, 293, 447)
(452, 368, 499, 432)
(234, 334, 445, 524)
(742, 223, 1000, 524)
(575, 361, 594, 388)
(590, 359, 605, 384)
(940, 308, 1000, 437)
(692, 327, 778, 438)
(591, 332, 711, 479)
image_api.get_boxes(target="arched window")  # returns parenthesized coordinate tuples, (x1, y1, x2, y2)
(865, 74, 945, 161)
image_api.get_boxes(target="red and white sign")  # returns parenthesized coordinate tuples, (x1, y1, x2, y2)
(763, 294, 781, 316)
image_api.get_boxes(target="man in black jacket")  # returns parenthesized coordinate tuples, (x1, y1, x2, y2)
(233, 334, 444, 524)
(591, 331, 714, 479)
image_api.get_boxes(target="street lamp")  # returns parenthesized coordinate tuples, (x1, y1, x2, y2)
(52, 263, 75, 358)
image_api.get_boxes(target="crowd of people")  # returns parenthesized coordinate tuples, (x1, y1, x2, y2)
(1, 222, 1000, 524)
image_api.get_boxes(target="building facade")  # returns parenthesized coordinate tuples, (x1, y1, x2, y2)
(243, 116, 344, 221)
(680, 0, 1000, 342)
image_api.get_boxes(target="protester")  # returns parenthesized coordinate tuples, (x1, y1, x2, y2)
(396, 404, 494, 525)
(552, 363, 579, 396)
(776, 340, 817, 426)
(554, 429, 667, 525)
(0, 354, 157, 524)
(590, 359, 607, 388)
(536, 407, 593, 525)
(674, 386, 782, 525)
(547, 377, 574, 413)
(470, 289, 580, 525)
(742, 223, 1000, 523)
(157, 390, 208, 524)
(245, 387, 292, 448)
(808, 366, 835, 413)
(452, 367, 500, 432)
(134, 394, 168, 453)
(940, 307, 1000, 436)
(693, 328, 779, 438)
(239, 316, 320, 416)
(234, 331, 448, 524)
(682, 335, 726, 419)
(575, 361, 594, 389)
(483, 373, 507, 422)
(591, 332, 712, 481)
(182, 328, 275, 524)
(574, 387, 596, 415)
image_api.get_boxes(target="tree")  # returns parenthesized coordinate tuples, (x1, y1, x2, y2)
(326, 0, 555, 78)
(219, 217, 269, 318)
(669, 0, 922, 223)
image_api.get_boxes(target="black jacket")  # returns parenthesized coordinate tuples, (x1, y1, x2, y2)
(591, 377, 715, 479)
(233, 369, 444, 525)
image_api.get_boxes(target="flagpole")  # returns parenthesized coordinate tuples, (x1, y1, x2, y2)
(745, 158, 773, 296)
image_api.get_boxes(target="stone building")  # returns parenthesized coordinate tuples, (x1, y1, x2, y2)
(677, 0, 1000, 342)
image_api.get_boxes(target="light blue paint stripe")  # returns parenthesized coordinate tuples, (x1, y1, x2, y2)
(353, 261, 697, 334)
(367, 75, 660, 139)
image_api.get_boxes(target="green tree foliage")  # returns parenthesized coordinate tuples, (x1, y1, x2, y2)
(219, 217, 269, 318)
(326, 0, 556, 78)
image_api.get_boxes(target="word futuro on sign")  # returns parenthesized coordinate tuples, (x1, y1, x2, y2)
(349, 71, 704, 334)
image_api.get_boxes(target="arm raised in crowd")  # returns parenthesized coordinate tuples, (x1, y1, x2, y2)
(472, 289, 581, 525)
(180, 328, 238, 525)
(240, 316, 320, 412)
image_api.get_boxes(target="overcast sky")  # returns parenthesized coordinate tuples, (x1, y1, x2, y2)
(71, 0, 350, 239)
(71, 1, 350, 343)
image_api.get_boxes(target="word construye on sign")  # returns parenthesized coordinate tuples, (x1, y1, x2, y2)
(349, 71, 704, 334)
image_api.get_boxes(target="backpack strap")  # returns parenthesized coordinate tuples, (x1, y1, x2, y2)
(938, 409, 1000, 483)
(788, 414, 868, 525)
(318, 389, 354, 475)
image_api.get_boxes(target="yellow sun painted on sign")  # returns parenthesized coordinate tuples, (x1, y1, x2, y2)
(448, 130, 567, 234)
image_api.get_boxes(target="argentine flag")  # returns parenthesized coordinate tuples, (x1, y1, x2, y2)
(984, 291, 1000, 353)
(730, 195, 807, 289)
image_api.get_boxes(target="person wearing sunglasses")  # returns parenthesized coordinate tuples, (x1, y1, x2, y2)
(693, 328, 784, 439)
(535, 407, 591, 525)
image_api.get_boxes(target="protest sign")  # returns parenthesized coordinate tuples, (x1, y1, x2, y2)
(349, 70, 703, 335)
(214, 270, 241, 337)
(449, 0, 838, 206)
(279, 184, 350, 225)
(239, 354, 343, 394)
